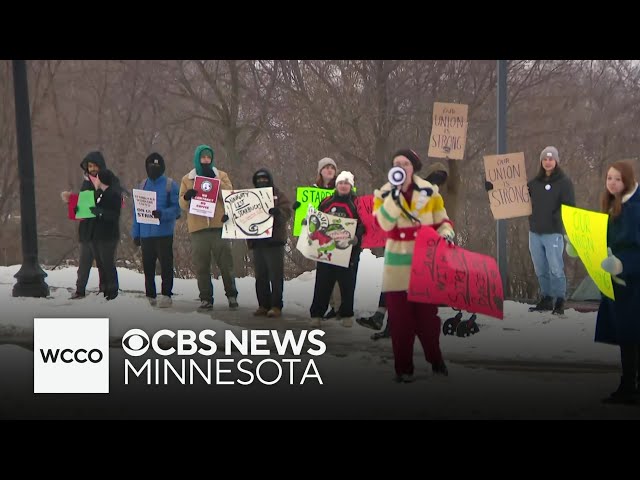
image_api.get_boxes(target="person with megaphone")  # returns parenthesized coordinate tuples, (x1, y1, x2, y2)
(373, 149, 455, 383)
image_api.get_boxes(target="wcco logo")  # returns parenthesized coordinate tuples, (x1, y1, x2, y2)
(34, 318, 109, 394)
(40, 348, 104, 364)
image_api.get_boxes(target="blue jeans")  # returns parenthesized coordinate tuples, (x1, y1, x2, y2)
(528, 232, 566, 299)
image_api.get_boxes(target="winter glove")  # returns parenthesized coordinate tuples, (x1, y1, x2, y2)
(74, 206, 79, 213)
(221, 214, 229, 223)
(183, 189, 198, 201)
(484, 181, 494, 191)
(152, 210, 162, 219)
(564, 234, 579, 258)
(292, 201, 301, 210)
(349, 236, 359, 246)
(133, 237, 141, 247)
(269, 207, 280, 216)
(440, 230, 456, 246)
(90, 206, 104, 218)
(601, 247, 623, 275)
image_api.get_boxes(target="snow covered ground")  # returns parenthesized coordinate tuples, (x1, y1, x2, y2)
(1, 251, 637, 419)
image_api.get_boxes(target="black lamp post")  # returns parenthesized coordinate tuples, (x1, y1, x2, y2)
(11, 60, 49, 298)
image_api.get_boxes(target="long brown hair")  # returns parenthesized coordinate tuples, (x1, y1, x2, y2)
(315, 172, 336, 189)
(600, 160, 637, 218)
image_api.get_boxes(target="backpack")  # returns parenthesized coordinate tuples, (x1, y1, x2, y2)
(138, 177, 181, 220)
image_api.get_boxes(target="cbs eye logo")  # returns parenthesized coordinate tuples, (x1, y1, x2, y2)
(201, 181, 213, 192)
(122, 329, 150, 356)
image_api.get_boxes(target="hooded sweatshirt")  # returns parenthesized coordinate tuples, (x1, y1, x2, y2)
(178, 144, 233, 232)
(247, 168, 292, 249)
(131, 152, 181, 239)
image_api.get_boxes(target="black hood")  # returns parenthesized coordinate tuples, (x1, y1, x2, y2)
(80, 151, 107, 173)
(145, 152, 166, 178)
(253, 168, 274, 188)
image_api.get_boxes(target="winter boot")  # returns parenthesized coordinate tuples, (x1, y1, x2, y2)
(529, 295, 553, 312)
(432, 360, 449, 376)
(356, 310, 385, 330)
(552, 298, 565, 315)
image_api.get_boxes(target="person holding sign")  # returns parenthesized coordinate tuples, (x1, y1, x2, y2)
(373, 149, 454, 382)
(309, 171, 364, 328)
(60, 151, 107, 300)
(587, 161, 640, 404)
(360, 161, 449, 338)
(293, 157, 343, 320)
(179, 145, 238, 311)
(488, 146, 574, 315)
(131, 153, 180, 308)
(88, 169, 122, 301)
(247, 168, 292, 318)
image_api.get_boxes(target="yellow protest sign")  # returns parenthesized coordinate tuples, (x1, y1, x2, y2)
(562, 204, 614, 300)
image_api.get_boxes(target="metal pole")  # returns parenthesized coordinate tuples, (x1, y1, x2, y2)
(12, 60, 50, 298)
(497, 60, 508, 296)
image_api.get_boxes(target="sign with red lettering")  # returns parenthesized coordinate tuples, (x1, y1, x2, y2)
(408, 226, 504, 319)
(355, 195, 386, 249)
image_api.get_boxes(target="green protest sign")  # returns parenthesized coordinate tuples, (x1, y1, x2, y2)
(75, 190, 96, 219)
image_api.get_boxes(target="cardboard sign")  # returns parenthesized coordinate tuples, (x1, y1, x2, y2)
(428, 102, 468, 160)
(484, 152, 532, 219)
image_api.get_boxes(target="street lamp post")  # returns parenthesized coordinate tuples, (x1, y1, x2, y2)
(497, 60, 508, 296)
(11, 60, 50, 298)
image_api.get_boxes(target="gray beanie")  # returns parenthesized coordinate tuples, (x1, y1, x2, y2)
(540, 146, 559, 164)
(317, 157, 337, 174)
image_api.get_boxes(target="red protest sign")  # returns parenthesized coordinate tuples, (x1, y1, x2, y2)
(408, 226, 504, 319)
(68, 193, 80, 221)
(355, 194, 387, 249)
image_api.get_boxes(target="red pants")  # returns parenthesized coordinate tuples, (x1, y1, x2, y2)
(385, 291, 443, 376)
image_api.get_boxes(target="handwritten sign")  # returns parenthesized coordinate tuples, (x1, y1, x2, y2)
(293, 186, 335, 236)
(562, 204, 614, 300)
(221, 188, 275, 239)
(408, 226, 504, 319)
(132, 189, 160, 225)
(484, 152, 532, 219)
(189, 176, 220, 218)
(428, 102, 468, 160)
(355, 194, 386, 249)
(296, 206, 357, 268)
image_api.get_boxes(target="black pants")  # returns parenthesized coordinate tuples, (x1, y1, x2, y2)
(252, 246, 284, 310)
(141, 236, 174, 298)
(90, 240, 119, 297)
(76, 241, 104, 295)
(378, 291, 386, 308)
(620, 344, 640, 388)
(310, 257, 360, 318)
